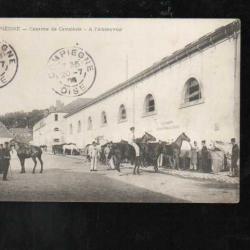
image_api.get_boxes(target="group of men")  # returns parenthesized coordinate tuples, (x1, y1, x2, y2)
(157, 137, 239, 177)
(87, 126, 239, 178)
(0, 142, 11, 181)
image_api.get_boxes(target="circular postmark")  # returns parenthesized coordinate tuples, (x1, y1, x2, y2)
(48, 46, 96, 97)
(0, 41, 18, 88)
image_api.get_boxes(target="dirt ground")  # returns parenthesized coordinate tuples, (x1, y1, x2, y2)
(0, 152, 239, 203)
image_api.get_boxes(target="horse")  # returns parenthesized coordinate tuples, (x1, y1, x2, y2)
(63, 143, 80, 155)
(10, 140, 43, 174)
(165, 132, 191, 169)
(134, 132, 157, 144)
(108, 142, 137, 173)
(135, 132, 191, 171)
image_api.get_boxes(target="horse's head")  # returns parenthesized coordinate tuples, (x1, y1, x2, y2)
(141, 132, 157, 143)
(181, 132, 191, 142)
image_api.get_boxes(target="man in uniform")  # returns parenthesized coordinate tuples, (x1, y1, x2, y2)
(157, 140, 164, 168)
(230, 138, 239, 177)
(190, 141, 199, 171)
(200, 140, 209, 172)
(2, 142, 11, 181)
(89, 141, 99, 171)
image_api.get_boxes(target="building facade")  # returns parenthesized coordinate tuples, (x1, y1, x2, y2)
(64, 21, 240, 149)
(33, 112, 67, 149)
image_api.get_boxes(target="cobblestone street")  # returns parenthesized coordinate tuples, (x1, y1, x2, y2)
(0, 152, 239, 203)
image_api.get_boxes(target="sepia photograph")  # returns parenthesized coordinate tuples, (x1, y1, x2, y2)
(0, 18, 240, 202)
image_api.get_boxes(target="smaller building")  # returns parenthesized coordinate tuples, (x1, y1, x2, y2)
(32, 98, 92, 151)
(33, 112, 67, 149)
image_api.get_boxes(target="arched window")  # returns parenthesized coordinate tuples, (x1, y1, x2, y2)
(69, 124, 73, 134)
(101, 111, 107, 125)
(119, 104, 127, 121)
(184, 78, 202, 103)
(144, 94, 155, 113)
(77, 120, 81, 133)
(87, 116, 92, 130)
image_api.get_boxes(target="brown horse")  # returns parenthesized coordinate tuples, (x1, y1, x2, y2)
(10, 140, 43, 174)
(167, 132, 191, 169)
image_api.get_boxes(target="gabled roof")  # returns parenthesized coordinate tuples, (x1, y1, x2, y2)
(60, 98, 93, 114)
(64, 20, 240, 118)
(0, 121, 13, 138)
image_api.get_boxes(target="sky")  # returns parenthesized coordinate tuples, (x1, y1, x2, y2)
(0, 18, 234, 115)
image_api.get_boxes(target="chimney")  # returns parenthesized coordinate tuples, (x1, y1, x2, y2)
(56, 100, 64, 111)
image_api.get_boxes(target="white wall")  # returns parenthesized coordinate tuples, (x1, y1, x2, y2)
(33, 112, 67, 149)
(65, 35, 240, 148)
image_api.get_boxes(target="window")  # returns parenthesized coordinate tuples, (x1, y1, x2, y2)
(77, 120, 81, 133)
(55, 114, 58, 121)
(54, 138, 60, 142)
(101, 111, 107, 125)
(54, 127, 59, 131)
(119, 104, 127, 121)
(87, 116, 93, 130)
(69, 124, 73, 134)
(144, 94, 155, 113)
(184, 78, 202, 103)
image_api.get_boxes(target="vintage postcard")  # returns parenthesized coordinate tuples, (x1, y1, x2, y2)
(0, 18, 240, 202)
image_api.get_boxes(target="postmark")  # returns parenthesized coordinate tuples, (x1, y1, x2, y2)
(48, 46, 96, 97)
(0, 41, 18, 88)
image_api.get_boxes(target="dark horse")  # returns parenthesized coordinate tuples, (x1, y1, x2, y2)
(135, 132, 191, 172)
(11, 140, 43, 174)
(108, 142, 136, 173)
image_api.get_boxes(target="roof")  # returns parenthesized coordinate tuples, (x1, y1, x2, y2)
(33, 98, 93, 128)
(65, 20, 240, 118)
(0, 121, 13, 138)
(59, 98, 93, 114)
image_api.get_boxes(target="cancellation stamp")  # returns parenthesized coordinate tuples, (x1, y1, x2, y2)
(48, 46, 96, 97)
(0, 41, 18, 88)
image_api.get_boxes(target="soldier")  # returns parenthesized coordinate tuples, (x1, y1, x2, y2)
(2, 142, 11, 181)
(190, 141, 199, 171)
(157, 140, 164, 168)
(200, 140, 209, 173)
(89, 141, 99, 171)
(230, 138, 239, 177)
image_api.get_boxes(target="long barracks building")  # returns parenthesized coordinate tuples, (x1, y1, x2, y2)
(35, 20, 241, 149)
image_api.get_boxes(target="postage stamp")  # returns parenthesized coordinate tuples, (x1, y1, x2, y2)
(47, 46, 96, 97)
(0, 40, 18, 88)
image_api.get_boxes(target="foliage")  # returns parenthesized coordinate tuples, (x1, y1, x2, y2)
(0, 109, 45, 129)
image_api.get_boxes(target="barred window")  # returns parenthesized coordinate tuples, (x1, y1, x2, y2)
(88, 116, 92, 130)
(184, 78, 202, 103)
(119, 104, 127, 121)
(101, 111, 107, 125)
(69, 124, 73, 134)
(144, 94, 155, 113)
(77, 120, 81, 133)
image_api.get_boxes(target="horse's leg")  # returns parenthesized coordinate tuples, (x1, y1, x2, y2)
(32, 157, 37, 173)
(176, 155, 180, 170)
(133, 161, 136, 175)
(38, 155, 43, 173)
(136, 157, 140, 174)
(20, 158, 25, 173)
